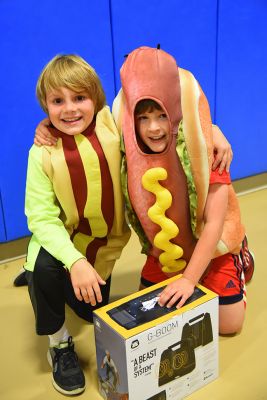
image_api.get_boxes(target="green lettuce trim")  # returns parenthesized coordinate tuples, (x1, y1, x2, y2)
(176, 120, 197, 235)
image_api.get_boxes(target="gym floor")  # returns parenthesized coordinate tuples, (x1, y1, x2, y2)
(1, 188, 266, 400)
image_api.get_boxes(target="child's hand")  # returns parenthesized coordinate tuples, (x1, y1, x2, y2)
(34, 118, 57, 146)
(212, 125, 233, 174)
(158, 276, 195, 309)
(70, 259, 106, 306)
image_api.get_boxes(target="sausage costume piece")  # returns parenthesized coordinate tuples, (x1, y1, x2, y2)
(112, 46, 245, 273)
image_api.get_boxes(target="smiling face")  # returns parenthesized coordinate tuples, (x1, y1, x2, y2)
(134, 105, 170, 153)
(46, 87, 95, 135)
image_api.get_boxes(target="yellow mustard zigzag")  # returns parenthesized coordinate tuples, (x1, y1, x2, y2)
(142, 167, 186, 273)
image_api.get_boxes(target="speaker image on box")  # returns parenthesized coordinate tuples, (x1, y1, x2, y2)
(181, 313, 213, 348)
(147, 390, 166, 400)
(107, 286, 206, 330)
(158, 340, 196, 386)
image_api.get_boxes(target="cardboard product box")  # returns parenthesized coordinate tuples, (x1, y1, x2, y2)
(93, 276, 218, 400)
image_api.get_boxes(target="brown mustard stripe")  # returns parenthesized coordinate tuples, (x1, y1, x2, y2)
(61, 133, 92, 236)
(86, 237, 108, 265)
(85, 130, 114, 234)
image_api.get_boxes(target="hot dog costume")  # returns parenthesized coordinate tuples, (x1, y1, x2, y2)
(24, 106, 130, 279)
(112, 46, 245, 275)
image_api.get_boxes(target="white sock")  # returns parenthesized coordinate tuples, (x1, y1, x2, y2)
(48, 324, 70, 347)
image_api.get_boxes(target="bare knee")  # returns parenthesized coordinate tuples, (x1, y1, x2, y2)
(219, 301, 245, 335)
(219, 319, 243, 335)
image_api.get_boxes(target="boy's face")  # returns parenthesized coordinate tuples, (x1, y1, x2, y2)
(134, 108, 170, 153)
(46, 87, 95, 135)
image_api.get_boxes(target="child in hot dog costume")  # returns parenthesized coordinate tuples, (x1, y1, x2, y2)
(24, 55, 130, 395)
(112, 46, 254, 334)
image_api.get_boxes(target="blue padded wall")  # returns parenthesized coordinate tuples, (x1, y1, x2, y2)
(0, 191, 6, 241)
(0, 0, 266, 242)
(110, 0, 218, 118)
(216, 0, 267, 179)
(0, 0, 115, 241)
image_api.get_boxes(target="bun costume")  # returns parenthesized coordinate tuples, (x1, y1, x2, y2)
(25, 106, 130, 279)
(112, 46, 245, 274)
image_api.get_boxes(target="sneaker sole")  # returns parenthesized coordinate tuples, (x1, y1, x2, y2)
(52, 379, 85, 396)
(47, 350, 86, 395)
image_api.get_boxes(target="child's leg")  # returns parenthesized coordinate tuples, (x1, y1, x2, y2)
(26, 246, 112, 330)
(25, 247, 85, 395)
(201, 248, 248, 335)
(219, 301, 245, 335)
(139, 251, 248, 334)
(26, 247, 67, 335)
(217, 236, 254, 334)
(48, 323, 70, 347)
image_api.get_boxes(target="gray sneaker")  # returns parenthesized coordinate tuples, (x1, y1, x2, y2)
(47, 337, 85, 395)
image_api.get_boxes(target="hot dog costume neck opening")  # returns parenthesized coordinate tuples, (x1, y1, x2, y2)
(113, 46, 245, 272)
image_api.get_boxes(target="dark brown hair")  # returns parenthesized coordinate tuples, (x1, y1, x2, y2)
(134, 99, 163, 115)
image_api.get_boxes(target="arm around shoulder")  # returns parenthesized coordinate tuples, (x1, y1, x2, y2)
(183, 183, 228, 285)
(212, 125, 233, 173)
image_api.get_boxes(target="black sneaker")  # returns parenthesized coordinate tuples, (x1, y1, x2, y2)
(47, 336, 85, 395)
(13, 269, 28, 287)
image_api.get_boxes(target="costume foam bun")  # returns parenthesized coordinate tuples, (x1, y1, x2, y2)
(118, 46, 196, 265)
(113, 46, 244, 264)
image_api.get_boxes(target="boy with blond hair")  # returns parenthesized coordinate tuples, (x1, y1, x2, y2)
(24, 54, 130, 395)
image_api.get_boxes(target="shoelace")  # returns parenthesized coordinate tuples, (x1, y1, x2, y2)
(54, 345, 79, 371)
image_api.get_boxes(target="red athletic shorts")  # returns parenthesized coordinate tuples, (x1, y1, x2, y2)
(141, 237, 254, 305)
